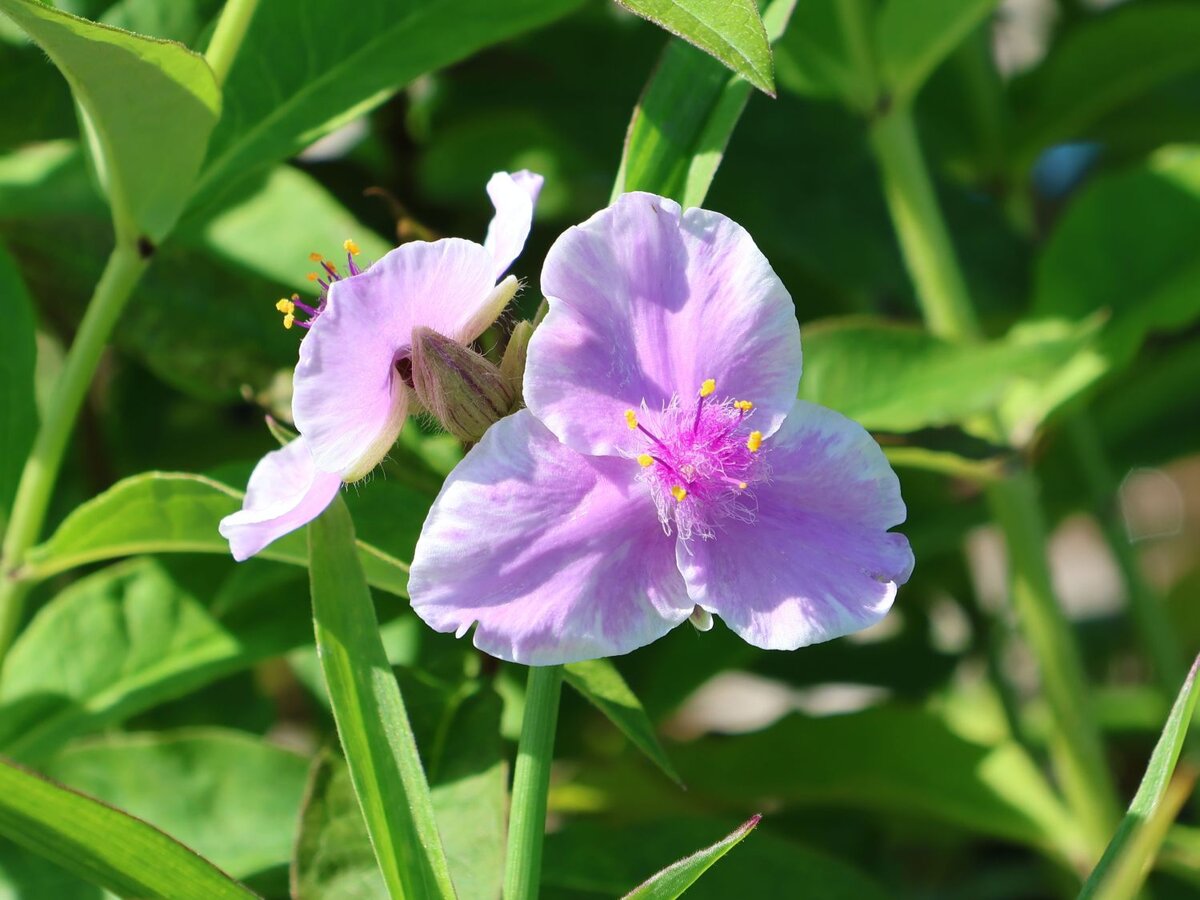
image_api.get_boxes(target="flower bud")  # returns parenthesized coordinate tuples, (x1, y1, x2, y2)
(500, 319, 534, 401)
(410, 326, 516, 443)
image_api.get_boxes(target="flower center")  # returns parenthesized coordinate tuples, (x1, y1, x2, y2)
(274, 239, 363, 331)
(624, 379, 770, 542)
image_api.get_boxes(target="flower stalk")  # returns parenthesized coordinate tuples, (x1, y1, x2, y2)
(504, 664, 564, 900)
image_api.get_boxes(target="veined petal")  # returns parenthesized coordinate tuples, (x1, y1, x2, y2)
(526, 192, 801, 457)
(483, 169, 543, 279)
(218, 437, 341, 562)
(293, 238, 495, 477)
(676, 400, 913, 650)
(409, 410, 692, 665)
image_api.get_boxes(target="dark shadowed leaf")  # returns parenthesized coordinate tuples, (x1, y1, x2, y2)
(0, 241, 36, 521)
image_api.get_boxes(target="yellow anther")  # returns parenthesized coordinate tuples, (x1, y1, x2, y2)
(624, 409, 638, 429)
(737, 481, 748, 490)
(637, 454, 654, 468)
(282, 313, 295, 330)
(699, 378, 716, 397)
(275, 298, 295, 315)
(306, 272, 319, 282)
(671, 485, 688, 502)
(343, 238, 361, 256)
(734, 400, 754, 411)
(747, 431, 763, 453)
(308, 251, 324, 262)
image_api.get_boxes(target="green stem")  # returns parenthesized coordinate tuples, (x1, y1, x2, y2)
(504, 664, 564, 900)
(868, 103, 1120, 850)
(1066, 415, 1185, 693)
(204, 0, 261, 86)
(0, 244, 148, 658)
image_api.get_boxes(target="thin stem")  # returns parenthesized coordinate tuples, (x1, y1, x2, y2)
(0, 244, 149, 658)
(867, 101, 1121, 850)
(204, 0, 261, 87)
(504, 664, 564, 900)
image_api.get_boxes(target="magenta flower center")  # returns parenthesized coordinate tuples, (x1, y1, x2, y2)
(626, 380, 770, 542)
(274, 239, 364, 331)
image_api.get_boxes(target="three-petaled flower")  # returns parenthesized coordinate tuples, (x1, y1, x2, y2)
(409, 192, 914, 664)
(219, 171, 543, 561)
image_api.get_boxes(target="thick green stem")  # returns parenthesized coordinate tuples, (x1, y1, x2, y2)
(504, 664, 564, 900)
(204, 0, 260, 86)
(1066, 415, 1185, 693)
(0, 244, 148, 657)
(868, 104, 1120, 850)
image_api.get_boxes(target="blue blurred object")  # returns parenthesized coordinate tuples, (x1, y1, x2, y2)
(1033, 142, 1102, 200)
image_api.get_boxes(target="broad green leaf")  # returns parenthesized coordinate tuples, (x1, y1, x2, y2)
(613, 0, 794, 205)
(614, 0, 774, 96)
(294, 688, 507, 900)
(45, 729, 310, 880)
(0, 756, 254, 899)
(876, 0, 998, 105)
(564, 659, 681, 786)
(0, 556, 310, 763)
(20, 471, 414, 597)
(308, 496, 455, 900)
(543, 816, 891, 899)
(292, 750, 388, 900)
(0, 241, 36, 522)
(797, 316, 1088, 437)
(1010, 2, 1200, 168)
(561, 707, 1084, 863)
(623, 815, 759, 899)
(190, 0, 583, 214)
(0, 0, 219, 240)
(1080, 656, 1200, 900)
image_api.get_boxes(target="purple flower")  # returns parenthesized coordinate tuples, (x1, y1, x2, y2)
(220, 171, 543, 562)
(408, 192, 913, 664)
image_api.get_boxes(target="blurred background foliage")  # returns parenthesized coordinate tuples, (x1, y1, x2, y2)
(2, 0, 1200, 897)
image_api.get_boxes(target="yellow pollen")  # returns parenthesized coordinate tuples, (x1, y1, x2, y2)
(734, 400, 754, 411)
(637, 454, 654, 468)
(275, 298, 295, 314)
(343, 239, 360, 256)
(747, 431, 763, 453)
(282, 313, 295, 330)
(671, 485, 688, 502)
(308, 251, 324, 262)
(624, 409, 638, 429)
(306, 272, 319, 282)
(699, 378, 716, 397)
(737, 481, 748, 490)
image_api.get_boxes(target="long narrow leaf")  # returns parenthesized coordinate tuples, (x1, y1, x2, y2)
(307, 496, 456, 900)
(1080, 654, 1200, 899)
(622, 815, 761, 899)
(0, 756, 255, 899)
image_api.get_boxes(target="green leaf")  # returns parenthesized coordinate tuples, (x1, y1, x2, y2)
(543, 816, 891, 899)
(875, 0, 998, 105)
(20, 471, 413, 598)
(614, 0, 794, 205)
(44, 729, 311, 880)
(772, 0, 867, 107)
(1010, 2, 1200, 168)
(190, 0, 583, 213)
(623, 815, 759, 899)
(307, 496, 455, 900)
(0, 556, 311, 763)
(614, 0, 775, 96)
(0, 240, 36, 522)
(797, 316, 1088, 437)
(292, 749, 388, 900)
(0, 755, 254, 899)
(0, 0, 219, 240)
(564, 659, 681, 786)
(1080, 656, 1200, 900)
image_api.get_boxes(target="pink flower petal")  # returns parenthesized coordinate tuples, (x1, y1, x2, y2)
(218, 437, 341, 562)
(526, 192, 802, 457)
(483, 170, 543, 279)
(409, 410, 693, 664)
(675, 400, 913, 650)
